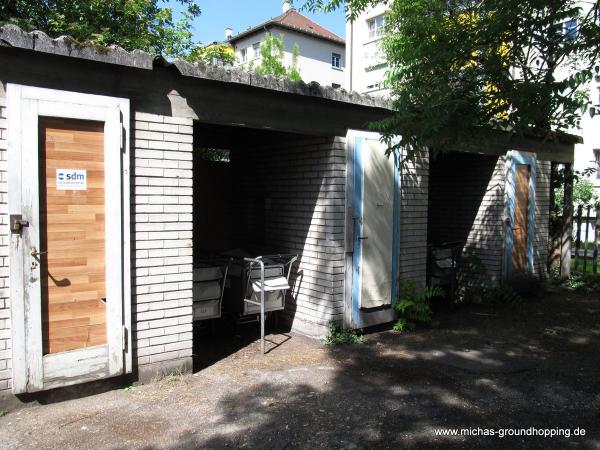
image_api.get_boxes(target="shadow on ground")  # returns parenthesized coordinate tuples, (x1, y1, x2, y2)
(185, 288, 600, 449)
(1, 288, 599, 449)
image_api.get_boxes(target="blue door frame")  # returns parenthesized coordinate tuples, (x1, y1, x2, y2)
(350, 133, 401, 328)
(504, 151, 537, 277)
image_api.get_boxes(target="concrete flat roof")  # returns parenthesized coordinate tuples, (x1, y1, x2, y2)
(0, 24, 390, 110)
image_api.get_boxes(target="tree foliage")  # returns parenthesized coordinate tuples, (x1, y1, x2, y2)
(0, 0, 201, 58)
(188, 43, 236, 66)
(252, 33, 302, 81)
(304, 0, 600, 156)
(553, 166, 599, 211)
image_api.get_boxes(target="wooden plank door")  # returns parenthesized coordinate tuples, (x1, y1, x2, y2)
(8, 85, 130, 393)
(512, 164, 530, 272)
(40, 118, 107, 355)
(504, 151, 536, 279)
(349, 131, 400, 328)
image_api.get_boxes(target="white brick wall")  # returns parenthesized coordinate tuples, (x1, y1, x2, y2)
(463, 156, 506, 281)
(399, 150, 429, 285)
(232, 137, 347, 328)
(0, 96, 9, 392)
(534, 160, 551, 279)
(429, 152, 551, 285)
(132, 112, 194, 371)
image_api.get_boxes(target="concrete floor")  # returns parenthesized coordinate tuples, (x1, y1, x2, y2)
(0, 287, 599, 449)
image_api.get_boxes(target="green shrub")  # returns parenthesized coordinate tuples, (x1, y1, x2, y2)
(392, 317, 416, 332)
(563, 273, 600, 292)
(393, 280, 444, 332)
(323, 323, 366, 345)
(549, 263, 563, 284)
(457, 255, 524, 306)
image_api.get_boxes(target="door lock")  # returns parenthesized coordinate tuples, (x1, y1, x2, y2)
(10, 214, 29, 234)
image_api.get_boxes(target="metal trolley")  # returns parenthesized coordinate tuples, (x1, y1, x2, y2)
(192, 262, 230, 321)
(223, 254, 298, 354)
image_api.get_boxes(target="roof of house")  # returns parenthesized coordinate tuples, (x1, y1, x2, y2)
(228, 8, 345, 46)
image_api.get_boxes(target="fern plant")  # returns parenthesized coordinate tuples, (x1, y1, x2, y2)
(394, 280, 444, 332)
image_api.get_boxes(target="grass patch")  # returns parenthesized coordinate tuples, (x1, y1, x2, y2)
(323, 323, 366, 345)
(164, 370, 183, 383)
(571, 256, 600, 275)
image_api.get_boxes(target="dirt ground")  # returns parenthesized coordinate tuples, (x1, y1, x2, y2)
(0, 286, 599, 449)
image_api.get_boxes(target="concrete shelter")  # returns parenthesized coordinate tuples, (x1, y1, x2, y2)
(0, 25, 574, 401)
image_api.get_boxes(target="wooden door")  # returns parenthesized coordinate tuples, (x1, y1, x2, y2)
(40, 118, 107, 354)
(512, 164, 530, 272)
(8, 85, 130, 394)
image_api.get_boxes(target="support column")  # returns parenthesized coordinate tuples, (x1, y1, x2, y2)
(561, 163, 573, 278)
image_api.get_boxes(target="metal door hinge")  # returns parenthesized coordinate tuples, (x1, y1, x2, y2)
(122, 325, 128, 352)
(120, 126, 125, 152)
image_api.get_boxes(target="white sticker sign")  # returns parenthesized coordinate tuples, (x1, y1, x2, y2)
(56, 169, 87, 190)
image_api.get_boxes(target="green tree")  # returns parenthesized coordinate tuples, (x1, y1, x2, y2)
(304, 0, 600, 158)
(554, 173, 599, 211)
(0, 0, 201, 58)
(188, 43, 236, 66)
(253, 33, 302, 81)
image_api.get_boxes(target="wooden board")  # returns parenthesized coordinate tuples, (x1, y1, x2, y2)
(512, 164, 530, 272)
(40, 118, 107, 354)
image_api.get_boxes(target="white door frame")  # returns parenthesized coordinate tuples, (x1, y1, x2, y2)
(7, 85, 131, 393)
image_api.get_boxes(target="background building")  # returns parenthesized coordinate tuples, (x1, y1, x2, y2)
(228, 1, 345, 88)
(345, 4, 389, 96)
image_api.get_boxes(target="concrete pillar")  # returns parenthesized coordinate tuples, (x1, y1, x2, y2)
(561, 163, 573, 278)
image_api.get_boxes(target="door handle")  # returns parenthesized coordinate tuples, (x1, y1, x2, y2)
(359, 236, 368, 240)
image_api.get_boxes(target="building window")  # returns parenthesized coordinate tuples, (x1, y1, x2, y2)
(252, 42, 261, 59)
(240, 48, 247, 63)
(563, 19, 577, 41)
(595, 149, 600, 180)
(367, 14, 385, 40)
(331, 52, 341, 69)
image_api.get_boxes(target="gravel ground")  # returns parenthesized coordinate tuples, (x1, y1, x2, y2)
(0, 286, 598, 449)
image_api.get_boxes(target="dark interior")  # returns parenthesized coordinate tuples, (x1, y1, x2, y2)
(191, 121, 326, 370)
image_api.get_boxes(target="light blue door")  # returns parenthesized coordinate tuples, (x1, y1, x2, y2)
(349, 131, 400, 328)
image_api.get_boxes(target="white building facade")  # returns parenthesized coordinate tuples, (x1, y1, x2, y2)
(228, 6, 345, 88)
(345, 4, 390, 96)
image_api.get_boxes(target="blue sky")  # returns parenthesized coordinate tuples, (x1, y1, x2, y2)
(175, 1, 346, 45)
